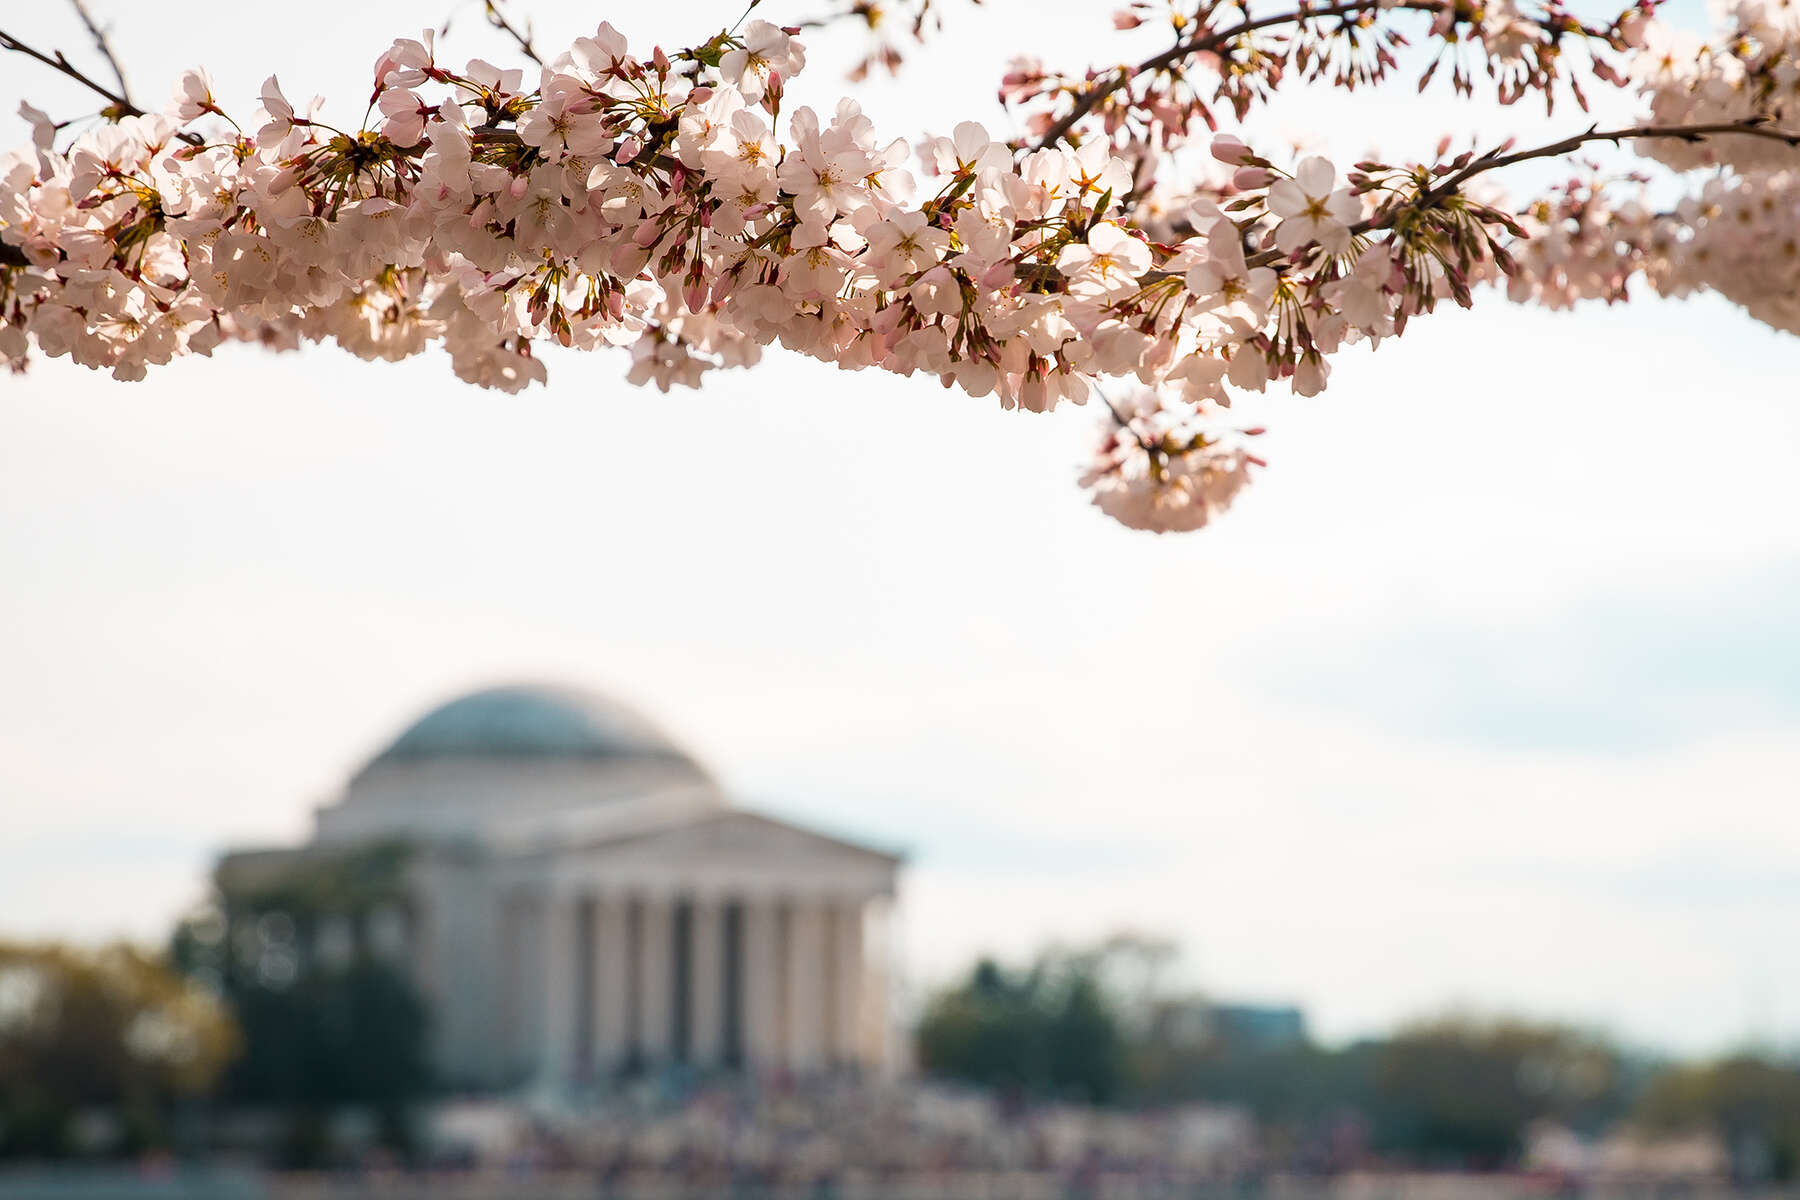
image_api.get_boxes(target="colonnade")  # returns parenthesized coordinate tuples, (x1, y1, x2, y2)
(508, 890, 874, 1082)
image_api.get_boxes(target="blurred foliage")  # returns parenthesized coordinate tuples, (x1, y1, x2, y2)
(0, 941, 236, 1157)
(916, 952, 1125, 1104)
(1635, 1056, 1800, 1180)
(169, 842, 429, 1165)
(1368, 1016, 1628, 1165)
(916, 943, 1650, 1169)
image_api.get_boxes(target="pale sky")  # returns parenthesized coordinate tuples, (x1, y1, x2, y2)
(3, 0, 1797, 1056)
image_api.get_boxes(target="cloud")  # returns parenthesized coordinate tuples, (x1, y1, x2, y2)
(1238, 556, 1800, 753)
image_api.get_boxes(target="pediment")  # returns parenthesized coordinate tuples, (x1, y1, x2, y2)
(579, 808, 901, 868)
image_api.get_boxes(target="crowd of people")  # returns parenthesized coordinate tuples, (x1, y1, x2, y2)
(435, 1077, 1259, 1197)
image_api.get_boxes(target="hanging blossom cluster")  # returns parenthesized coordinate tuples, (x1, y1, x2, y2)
(0, 0, 1795, 531)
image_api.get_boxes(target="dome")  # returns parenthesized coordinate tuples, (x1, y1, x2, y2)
(359, 683, 699, 774)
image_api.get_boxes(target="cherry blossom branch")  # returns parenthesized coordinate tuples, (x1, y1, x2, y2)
(1033, 0, 1397, 149)
(0, 26, 202, 145)
(1239, 117, 1800, 269)
(1417, 119, 1800, 206)
(3, 4, 1797, 534)
(1030, 0, 1620, 151)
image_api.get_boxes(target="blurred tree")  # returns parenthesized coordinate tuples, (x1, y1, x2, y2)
(1368, 1015, 1626, 1165)
(168, 841, 430, 1165)
(0, 941, 236, 1158)
(1634, 1056, 1800, 1181)
(921, 940, 1643, 1170)
(916, 951, 1124, 1103)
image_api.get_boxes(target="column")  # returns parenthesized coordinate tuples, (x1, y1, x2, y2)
(830, 898, 865, 1068)
(574, 896, 596, 1080)
(539, 891, 579, 1089)
(864, 895, 895, 1076)
(721, 901, 746, 1068)
(786, 898, 828, 1073)
(742, 898, 783, 1070)
(671, 899, 693, 1063)
(498, 892, 541, 1077)
(690, 896, 724, 1066)
(636, 894, 674, 1063)
(594, 894, 631, 1073)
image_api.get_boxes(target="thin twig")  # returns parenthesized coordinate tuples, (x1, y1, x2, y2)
(483, 0, 544, 67)
(1031, 0, 1614, 151)
(0, 26, 203, 144)
(1091, 384, 1161, 453)
(69, 0, 131, 108)
(1034, 0, 1391, 150)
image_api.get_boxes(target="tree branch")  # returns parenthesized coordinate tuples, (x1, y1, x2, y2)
(69, 0, 131, 107)
(483, 0, 544, 68)
(1240, 118, 1800, 268)
(0, 25, 203, 145)
(1030, 0, 1616, 151)
(1034, 0, 1392, 150)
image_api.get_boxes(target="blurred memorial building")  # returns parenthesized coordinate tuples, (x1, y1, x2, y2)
(215, 683, 901, 1092)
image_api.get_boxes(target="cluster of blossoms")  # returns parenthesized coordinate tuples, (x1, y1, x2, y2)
(1081, 388, 1262, 532)
(1500, 0, 1800, 339)
(0, 0, 1794, 530)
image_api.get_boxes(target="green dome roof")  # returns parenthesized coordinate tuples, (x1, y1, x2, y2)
(362, 684, 696, 772)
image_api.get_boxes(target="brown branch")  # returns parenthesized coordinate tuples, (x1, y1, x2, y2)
(0, 242, 28, 269)
(1034, 0, 1455, 150)
(0, 26, 203, 145)
(483, 0, 544, 67)
(69, 0, 131, 107)
(1421, 119, 1800, 205)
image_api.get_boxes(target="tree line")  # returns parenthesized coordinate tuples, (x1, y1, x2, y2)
(916, 941, 1800, 1178)
(6, 898, 1800, 1176)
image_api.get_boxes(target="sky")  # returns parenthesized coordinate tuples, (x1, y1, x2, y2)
(3, 0, 1798, 1056)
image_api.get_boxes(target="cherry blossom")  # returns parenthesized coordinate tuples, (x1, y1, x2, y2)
(1268, 158, 1361, 256)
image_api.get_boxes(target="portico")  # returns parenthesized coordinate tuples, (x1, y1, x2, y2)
(506, 812, 898, 1083)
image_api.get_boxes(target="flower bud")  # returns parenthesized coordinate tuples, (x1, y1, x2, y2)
(1210, 135, 1253, 166)
(1232, 166, 1272, 189)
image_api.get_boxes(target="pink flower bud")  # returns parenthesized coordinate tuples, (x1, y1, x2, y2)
(1210, 135, 1252, 166)
(1233, 166, 1272, 189)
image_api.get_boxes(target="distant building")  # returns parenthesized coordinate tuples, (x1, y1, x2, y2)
(216, 683, 902, 1093)
(1206, 1004, 1308, 1050)
(1151, 999, 1309, 1051)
